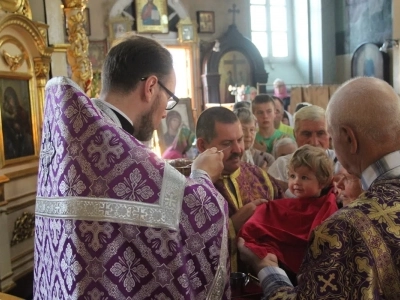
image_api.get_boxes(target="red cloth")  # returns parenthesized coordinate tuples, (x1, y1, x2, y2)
(239, 189, 338, 273)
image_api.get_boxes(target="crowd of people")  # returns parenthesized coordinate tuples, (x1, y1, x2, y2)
(34, 33, 400, 299)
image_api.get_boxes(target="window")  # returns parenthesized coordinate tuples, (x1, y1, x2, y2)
(165, 46, 193, 99)
(250, 0, 291, 60)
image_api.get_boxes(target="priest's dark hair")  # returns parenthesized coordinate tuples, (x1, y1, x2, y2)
(196, 107, 239, 143)
(101, 33, 173, 96)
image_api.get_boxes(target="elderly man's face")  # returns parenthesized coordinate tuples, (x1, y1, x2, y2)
(205, 121, 245, 175)
(295, 119, 330, 149)
(334, 167, 363, 206)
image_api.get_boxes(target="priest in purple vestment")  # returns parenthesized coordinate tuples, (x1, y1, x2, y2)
(238, 77, 400, 299)
(34, 35, 230, 299)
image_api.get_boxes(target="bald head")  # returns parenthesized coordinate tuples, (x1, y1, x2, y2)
(327, 77, 400, 142)
(327, 77, 400, 175)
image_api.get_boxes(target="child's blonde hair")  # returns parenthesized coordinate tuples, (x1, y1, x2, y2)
(288, 145, 333, 188)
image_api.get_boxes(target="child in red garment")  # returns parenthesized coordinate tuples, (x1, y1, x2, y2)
(239, 144, 338, 276)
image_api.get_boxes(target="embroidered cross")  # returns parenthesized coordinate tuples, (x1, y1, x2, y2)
(318, 273, 338, 293)
(79, 221, 113, 252)
(368, 201, 400, 236)
(145, 228, 177, 258)
(132, 206, 147, 222)
(87, 130, 124, 171)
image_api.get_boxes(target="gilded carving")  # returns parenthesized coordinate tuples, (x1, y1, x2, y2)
(10, 211, 35, 246)
(2, 49, 25, 71)
(0, 14, 52, 57)
(65, 6, 92, 94)
(63, 0, 88, 9)
(34, 57, 50, 78)
(0, 0, 32, 19)
(33, 21, 49, 43)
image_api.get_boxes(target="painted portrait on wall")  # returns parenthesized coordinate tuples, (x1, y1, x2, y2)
(0, 79, 34, 162)
(135, 0, 169, 33)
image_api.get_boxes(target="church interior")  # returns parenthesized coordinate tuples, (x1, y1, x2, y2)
(0, 0, 398, 298)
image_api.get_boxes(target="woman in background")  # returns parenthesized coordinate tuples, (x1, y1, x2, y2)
(273, 78, 291, 111)
(234, 107, 275, 171)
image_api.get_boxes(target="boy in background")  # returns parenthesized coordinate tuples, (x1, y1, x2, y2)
(252, 94, 287, 154)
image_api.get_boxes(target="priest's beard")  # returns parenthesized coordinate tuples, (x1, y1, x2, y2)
(135, 95, 160, 142)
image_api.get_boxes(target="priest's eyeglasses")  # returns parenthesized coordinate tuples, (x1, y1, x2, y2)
(141, 77, 179, 110)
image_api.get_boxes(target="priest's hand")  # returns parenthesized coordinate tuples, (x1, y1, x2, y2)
(237, 237, 279, 274)
(231, 199, 268, 232)
(191, 147, 224, 182)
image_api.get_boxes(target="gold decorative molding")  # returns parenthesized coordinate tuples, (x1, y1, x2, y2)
(0, 14, 53, 58)
(52, 43, 70, 53)
(62, 0, 88, 9)
(2, 49, 25, 71)
(63, 0, 92, 94)
(34, 57, 50, 127)
(33, 21, 49, 43)
(10, 211, 35, 246)
(34, 57, 50, 78)
(0, 0, 32, 19)
(0, 35, 29, 69)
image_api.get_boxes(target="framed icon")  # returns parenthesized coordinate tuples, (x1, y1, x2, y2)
(135, 0, 169, 34)
(177, 18, 197, 43)
(197, 11, 215, 33)
(108, 16, 133, 43)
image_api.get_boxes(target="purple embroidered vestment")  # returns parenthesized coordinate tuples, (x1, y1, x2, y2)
(34, 77, 230, 299)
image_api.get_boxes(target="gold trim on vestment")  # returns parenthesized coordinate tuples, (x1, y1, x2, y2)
(261, 169, 275, 199)
(345, 205, 400, 299)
